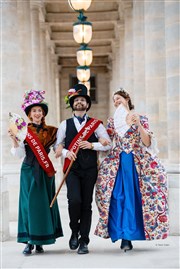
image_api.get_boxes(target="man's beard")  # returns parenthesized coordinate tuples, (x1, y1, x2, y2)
(73, 103, 88, 111)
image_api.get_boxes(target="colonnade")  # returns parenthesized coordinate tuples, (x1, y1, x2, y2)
(1, 0, 179, 240)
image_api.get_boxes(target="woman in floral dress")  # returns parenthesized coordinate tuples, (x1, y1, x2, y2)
(95, 88, 169, 251)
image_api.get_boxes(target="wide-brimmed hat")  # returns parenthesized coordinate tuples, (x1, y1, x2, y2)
(68, 84, 91, 111)
(21, 90, 48, 116)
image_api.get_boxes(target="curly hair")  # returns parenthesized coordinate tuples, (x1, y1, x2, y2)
(113, 87, 134, 110)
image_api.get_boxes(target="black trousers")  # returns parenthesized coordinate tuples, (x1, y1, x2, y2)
(66, 166, 98, 244)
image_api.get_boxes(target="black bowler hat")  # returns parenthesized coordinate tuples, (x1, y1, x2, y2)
(69, 84, 91, 111)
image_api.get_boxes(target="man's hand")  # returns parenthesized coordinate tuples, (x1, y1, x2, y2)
(79, 141, 92, 149)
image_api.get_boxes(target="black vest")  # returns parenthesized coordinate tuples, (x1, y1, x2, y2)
(65, 118, 98, 170)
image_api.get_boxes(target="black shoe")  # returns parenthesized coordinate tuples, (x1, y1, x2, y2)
(35, 245, 44, 253)
(120, 239, 133, 252)
(77, 242, 89, 254)
(69, 233, 79, 250)
(23, 243, 34, 255)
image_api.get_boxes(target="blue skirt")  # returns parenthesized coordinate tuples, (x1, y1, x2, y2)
(108, 151, 145, 242)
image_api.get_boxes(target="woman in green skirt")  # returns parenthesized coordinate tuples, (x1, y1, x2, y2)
(8, 90, 63, 255)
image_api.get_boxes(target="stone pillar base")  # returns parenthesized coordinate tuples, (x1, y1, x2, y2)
(0, 176, 10, 241)
(166, 163, 180, 235)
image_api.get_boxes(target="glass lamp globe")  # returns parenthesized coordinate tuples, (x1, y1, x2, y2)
(77, 66, 90, 82)
(68, 0, 92, 11)
(73, 21, 92, 44)
(77, 45, 92, 66)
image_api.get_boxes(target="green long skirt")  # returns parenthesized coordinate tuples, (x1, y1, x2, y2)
(17, 163, 63, 245)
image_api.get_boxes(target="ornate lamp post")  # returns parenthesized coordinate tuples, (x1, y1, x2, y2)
(68, 0, 92, 93)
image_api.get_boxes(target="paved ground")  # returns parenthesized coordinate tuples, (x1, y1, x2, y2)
(1, 187, 179, 269)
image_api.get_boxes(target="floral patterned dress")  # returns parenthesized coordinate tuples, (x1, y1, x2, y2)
(95, 115, 169, 241)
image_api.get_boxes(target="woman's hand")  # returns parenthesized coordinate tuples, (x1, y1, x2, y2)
(55, 144, 63, 158)
(98, 137, 111, 146)
(130, 113, 141, 127)
(129, 114, 151, 147)
(8, 128, 19, 147)
(66, 150, 77, 161)
(8, 128, 16, 140)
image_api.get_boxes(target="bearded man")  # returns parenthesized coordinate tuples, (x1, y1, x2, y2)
(55, 84, 111, 254)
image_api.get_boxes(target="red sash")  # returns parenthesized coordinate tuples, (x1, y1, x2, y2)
(25, 128, 56, 177)
(63, 118, 102, 172)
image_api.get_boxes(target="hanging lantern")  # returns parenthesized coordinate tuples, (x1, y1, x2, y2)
(78, 80, 90, 93)
(68, 0, 92, 12)
(73, 20, 92, 44)
(77, 44, 92, 66)
(77, 66, 90, 82)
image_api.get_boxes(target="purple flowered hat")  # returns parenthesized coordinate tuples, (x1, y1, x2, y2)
(21, 90, 48, 116)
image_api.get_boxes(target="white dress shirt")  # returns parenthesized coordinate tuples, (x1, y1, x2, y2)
(11, 142, 26, 159)
(55, 115, 112, 158)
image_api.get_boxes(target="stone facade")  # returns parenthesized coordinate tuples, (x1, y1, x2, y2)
(1, 0, 179, 240)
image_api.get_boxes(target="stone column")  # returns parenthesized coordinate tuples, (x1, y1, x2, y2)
(124, 2, 133, 96)
(31, 1, 41, 89)
(165, 1, 180, 165)
(164, 0, 180, 236)
(0, 176, 9, 241)
(17, 0, 33, 91)
(133, 0, 146, 114)
(45, 47, 56, 124)
(40, 25, 48, 91)
(119, 25, 125, 88)
(1, 0, 20, 240)
(109, 18, 125, 116)
(144, 0, 168, 159)
(109, 50, 116, 117)
(116, 1, 125, 89)
(51, 57, 58, 125)
(1, 1, 21, 162)
(55, 66, 61, 125)
(111, 40, 121, 90)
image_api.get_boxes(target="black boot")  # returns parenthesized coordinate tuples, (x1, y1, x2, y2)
(120, 239, 133, 252)
(35, 245, 44, 253)
(23, 243, 34, 255)
(69, 233, 79, 250)
(77, 242, 89, 254)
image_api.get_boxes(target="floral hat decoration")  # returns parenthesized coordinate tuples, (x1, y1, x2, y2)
(64, 84, 91, 111)
(64, 88, 78, 109)
(21, 90, 48, 116)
